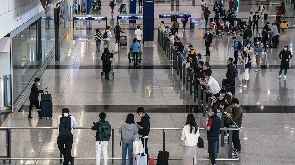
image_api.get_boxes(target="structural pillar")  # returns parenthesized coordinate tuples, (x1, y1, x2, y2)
(0, 35, 12, 111)
(54, 5, 61, 61)
(36, 18, 42, 61)
(130, 0, 136, 23)
(143, 0, 154, 42)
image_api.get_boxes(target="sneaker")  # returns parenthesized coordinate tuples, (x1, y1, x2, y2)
(243, 85, 247, 88)
(279, 75, 281, 79)
(37, 109, 41, 112)
(284, 75, 286, 79)
(239, 84, 243, 87)
(255, 69, 258, 72)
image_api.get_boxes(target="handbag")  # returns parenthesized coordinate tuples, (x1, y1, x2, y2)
(209, 46, 214, 52)
(197, 136, 204, 148)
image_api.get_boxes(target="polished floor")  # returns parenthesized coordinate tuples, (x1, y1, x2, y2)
(2, 0, 295, 164)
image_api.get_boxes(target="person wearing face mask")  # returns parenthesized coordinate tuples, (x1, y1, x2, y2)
(254, 40, 264, 72)
(199, 71, 221, 96)
(279, 46, 292, 79)
(203, 107, 221, 165)
(219, 95, 233, 143)
(252, 12, 260, 32)
(28, 78, 47, 118)
(225, 58, 236, 95)
(204, 30, 213, 56)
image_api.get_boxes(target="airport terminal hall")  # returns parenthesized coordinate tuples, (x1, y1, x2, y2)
(1, 0, 295, 164)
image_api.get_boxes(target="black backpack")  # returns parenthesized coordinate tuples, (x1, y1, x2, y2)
(59, 114, 72, 137)
(103, 30, 108, 39)
(102, 53, 111, 64)
(236, 41, 242, 50)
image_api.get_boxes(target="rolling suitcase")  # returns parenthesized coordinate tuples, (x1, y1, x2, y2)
(133, 138, 147, 165)
(120, 35, 127, 46)
(40, 100, 53, 119)
(156, 151, 169, 165)
(110, 43, 118, 53)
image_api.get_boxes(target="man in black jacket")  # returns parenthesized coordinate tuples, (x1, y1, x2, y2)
(204, 107, 221, 165)
(204, 29, 213, 56)
(28, 78, 46, 118)
(226, 58, 236, 95)
(136, 107, 150, 161)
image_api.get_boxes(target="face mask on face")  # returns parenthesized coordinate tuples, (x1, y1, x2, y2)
(208, 112, 212, 117)
(247, 45, 250, 47)
(37, 82, 41, 85)
(284, 48, 287, 51)
(256, 42, 259, 45)
(207, 31, 209, 33)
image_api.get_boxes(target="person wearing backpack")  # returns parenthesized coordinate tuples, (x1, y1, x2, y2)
(119, 113, 138, 165)
(226, 58, 237, 95)
(57, 108, 78, 165)
(102, 26, 112, 48)
(179, 114, 200, 165)
(91, 112, 112, 165)
(101, 48, 112, 80)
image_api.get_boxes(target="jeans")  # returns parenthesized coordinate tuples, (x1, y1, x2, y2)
(121, 142, 133, 165)
(103, 40, 110, 48)
(256, 55, 261, 69)
(96, 41, 101, 52)
(29, 100, 40, 117)
(232, 130, 241, 151)
(279, 68, 288, 75)
(206, 45, 210, 56)
(252, 21, 258, 31)
(208, 137, 218, 165)
(57, 135, 73, 165)
(96, 141, 108, 165)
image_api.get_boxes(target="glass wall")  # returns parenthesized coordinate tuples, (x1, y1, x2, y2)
(12, 0, 69, 103)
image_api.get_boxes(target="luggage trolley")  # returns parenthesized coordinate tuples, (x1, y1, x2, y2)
(128, 51, 142, 65)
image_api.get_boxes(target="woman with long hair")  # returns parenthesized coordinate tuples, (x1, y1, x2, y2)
(101, 47, 112, 80)
(119, 113, 138, 165)
(179, 114, 200, 165)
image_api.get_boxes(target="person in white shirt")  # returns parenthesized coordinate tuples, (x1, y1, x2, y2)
(57, 108, 78, 165)
(199, 71, 221, 95)
(134, 25, 143, 43)
(179, 114, 200, 165)
(102, 26, 112, 48)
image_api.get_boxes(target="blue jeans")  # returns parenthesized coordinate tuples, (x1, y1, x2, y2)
(96, 41, 101, 52)
(279, 68, 288, 75)
(122, 142, 133, 165)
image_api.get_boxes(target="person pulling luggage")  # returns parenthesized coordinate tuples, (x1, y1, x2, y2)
(28, 78, 47, 118)
(130, 38, 141, 66)
(57, 108, 78, 165)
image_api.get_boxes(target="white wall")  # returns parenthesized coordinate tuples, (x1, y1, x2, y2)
(0, 0, 44, 39)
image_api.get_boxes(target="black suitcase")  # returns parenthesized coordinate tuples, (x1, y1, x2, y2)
(156, 151, 169, 165)
(41, 93, 52, 101)
(40, 100, 53, 119)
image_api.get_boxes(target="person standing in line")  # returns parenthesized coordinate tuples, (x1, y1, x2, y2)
(179, 114, 200, 165)
(134, 25, 143, 44)
(95, 29, 102, 52)
(227, 98, 243, 157)
(91, 112, 112, 165)
(204, 29, 213, 56)
(28, 78, 47, 118)
(135, 107, 150, 163)
(226, 58, 236, 95)
(254, 40, 264, 72)
(203, 107, 221, 165)
(102, 26, 112, 48)
(233, 0, 238, 11)
(119, 114, 138, 165)
(57, 108, 77, 165)
(130, 38, 141, 66)
(279, 46, 292, 79)
(232, 37, 240, 64)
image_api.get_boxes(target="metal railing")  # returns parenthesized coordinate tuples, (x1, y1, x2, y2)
(0, 127, 240, 163)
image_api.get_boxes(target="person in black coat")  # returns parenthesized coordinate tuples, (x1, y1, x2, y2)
(28, 78, 47, 118)
(204, 30, 213, 56)
(101, 48, 112, 80)
(279, 46, 292, 79)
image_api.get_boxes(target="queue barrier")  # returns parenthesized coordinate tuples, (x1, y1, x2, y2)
(72, 15, 107, 29)
(0, 127, 239, 164)
(117, 14, 143, 29)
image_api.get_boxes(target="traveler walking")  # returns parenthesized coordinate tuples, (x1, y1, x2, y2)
(252, 12, 260, 32)
(114, 23, 123, 44)
(173, 20, 180, 34)
(109, 0, 115, 13)
(119, 113, 138, 165)
(91, 112, 112, 165)
(254, 40, 264, 72)
(232, 37, 241, 64)
(271, 23, 279, 48)
(181, 13, 189, 31)
(130, 38, 141, 66)
(134, 25, 143, 43)
(179, 114, 200, 165)
(228, 98, 243, 157)
(135, 107, 150, 162)
(261, 28, 268, 52)
(28, 78, 47, 118)
(101, 48, 112, 80)
(57, 108, 77, 165)
(204, 29, 213, 56)
(95, 29, 102, 52)
(102, 26, 112, 48)
(73, 2, 78, 14)
(279, 46, 292, 79)
(204, 7, 211, 26)
(203, 107, 221, 165)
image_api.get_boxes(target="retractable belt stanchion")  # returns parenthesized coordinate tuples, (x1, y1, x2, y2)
(202, 90, 207, 117)
(194, 78, 197, 102)
(228, 125, 234, 158)
(221, 115, 225, 147)
(197, 85, 202, 110)
(173, 51, 177, 69)
(207, 96, 212, 110)
(189, 72, 193, 95)
(186, 68, 189, 90)
(180, 58, 182, 79)
(177, 53, 180, 75)
(183, 64, 186, 84)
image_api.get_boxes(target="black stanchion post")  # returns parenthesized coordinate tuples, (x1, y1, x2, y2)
(198, 85, 201, 111)
(186, 68, 189, 90)
(173, 51, 176, 69)
(6, 129, 11, 163)
(221, 115, 225, 147)
(176, 54, 180, 75)
(202, 90, 207, 117)
(112, 129, 114, 163)
(183, 64, 186, 84)
(170, 46, 173, 60)
(208, 96, 212, 110)
(228, 126, 233, 158)
(163, 129, 166, 151)
(180, 58, 182, 79)
(189, 72, 193, 95)
(194, 78, 197, 102)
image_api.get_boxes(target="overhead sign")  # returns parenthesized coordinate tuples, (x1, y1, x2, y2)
(159, 14, 191, 18)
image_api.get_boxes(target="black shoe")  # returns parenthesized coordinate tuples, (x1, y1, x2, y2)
(28, 116, 32, 118)
(70, 157, 74, 165)
(204, 54, 210, 56)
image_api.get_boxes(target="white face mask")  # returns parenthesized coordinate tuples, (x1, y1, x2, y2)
(284, 48, 287, 51)
(37, 82, 41, 85)
(208, 112, 212, 117)
(256, 42, 259, 45)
